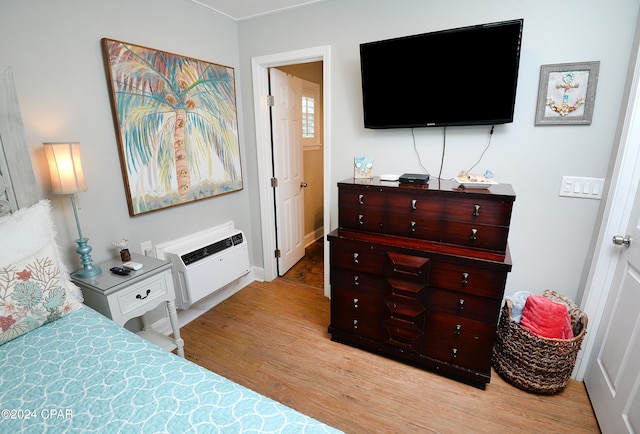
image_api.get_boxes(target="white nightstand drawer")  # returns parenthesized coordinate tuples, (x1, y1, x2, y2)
(72, 254, 184, 358)
(116, 273, 169, 318)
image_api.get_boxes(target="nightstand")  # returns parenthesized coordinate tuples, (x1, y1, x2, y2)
(71, 253, 185, 358)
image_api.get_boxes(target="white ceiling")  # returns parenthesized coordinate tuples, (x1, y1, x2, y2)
(190, 0, 331, 21)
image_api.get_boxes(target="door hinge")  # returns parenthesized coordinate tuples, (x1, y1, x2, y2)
(271, 177, 278, 188)
(275, 249, 281, 258)
(267, 95, 275, 107)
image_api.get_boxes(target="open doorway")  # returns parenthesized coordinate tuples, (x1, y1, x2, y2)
(251, 46, 332, 298)
(276, 63, 324, 289)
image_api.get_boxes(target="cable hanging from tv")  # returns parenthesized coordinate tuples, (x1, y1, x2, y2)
(467, 125, 495, 174)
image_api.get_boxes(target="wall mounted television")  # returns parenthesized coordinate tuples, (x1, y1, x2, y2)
(360, 19, 524, 129)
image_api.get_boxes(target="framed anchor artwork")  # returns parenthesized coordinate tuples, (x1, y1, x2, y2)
(535, 61, 600, 125)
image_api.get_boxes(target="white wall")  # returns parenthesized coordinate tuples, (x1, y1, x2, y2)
(2, 0, 639, 305)
(0, 0, 254, 271)
(238, 0, 640, 302)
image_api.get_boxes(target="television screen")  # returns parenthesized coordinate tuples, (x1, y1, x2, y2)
(360, 19, 524, 129)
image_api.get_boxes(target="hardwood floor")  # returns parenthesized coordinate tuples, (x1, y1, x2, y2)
(282, 239, 324, 288)
(180, 279, 600, 433)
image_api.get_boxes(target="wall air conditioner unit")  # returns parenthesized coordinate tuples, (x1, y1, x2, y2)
(157, 221, 250, 310)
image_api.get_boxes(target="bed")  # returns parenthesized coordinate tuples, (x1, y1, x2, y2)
(0, 200, 341, 433)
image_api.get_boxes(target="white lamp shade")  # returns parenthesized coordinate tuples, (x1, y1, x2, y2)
(43, 142, 88, 194)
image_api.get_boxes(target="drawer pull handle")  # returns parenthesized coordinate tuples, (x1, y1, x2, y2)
(353, 253, 359, 264)
(461, 272, 469, 286)
(358, 194, 364, 205)
(410, 221, 416, 232)
(358, 214, 364, 225)
(353, 319, 358, 329)
(353, 298, 359, 308)
(473, 204, 480, 217)
(470, 228, 478, 240)
(454, 324, 462, 335)
(458, 299, 465, 310)
(354, 275, 359, 286)
(451, 348, 458, 358)
(411, 199, 417, 210)
(136, 289, 151, 300)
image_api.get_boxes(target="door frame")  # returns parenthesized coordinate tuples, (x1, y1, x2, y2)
(251, 46, 332, 297)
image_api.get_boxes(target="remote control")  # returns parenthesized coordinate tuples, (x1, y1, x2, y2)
(110, 267, 131, 276)
(122, 261, 143, 271)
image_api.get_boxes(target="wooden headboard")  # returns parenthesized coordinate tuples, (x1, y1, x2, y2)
(0, 66, 39, 215)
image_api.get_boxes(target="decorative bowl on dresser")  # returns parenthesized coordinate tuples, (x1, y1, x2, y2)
(327, 177, 515, 389)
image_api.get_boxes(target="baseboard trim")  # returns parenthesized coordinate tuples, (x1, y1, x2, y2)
(304, 228, 324, 247)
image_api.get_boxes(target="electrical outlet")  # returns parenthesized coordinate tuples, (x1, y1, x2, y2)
(559, 176, 604, 199)
(140, 240, 153, 256)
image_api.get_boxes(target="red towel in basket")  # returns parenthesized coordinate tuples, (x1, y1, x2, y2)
(520, 295, 574, 339)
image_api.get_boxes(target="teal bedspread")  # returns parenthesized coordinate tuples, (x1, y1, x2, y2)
(0, 307, 341, 433)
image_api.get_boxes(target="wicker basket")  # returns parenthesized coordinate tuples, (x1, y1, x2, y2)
(492, 290, 588, 394)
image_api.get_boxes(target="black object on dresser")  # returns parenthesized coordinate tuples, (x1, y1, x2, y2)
(327, 177, 515, 389)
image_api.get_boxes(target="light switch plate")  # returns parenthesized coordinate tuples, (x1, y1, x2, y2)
(559, 176, 604, 199)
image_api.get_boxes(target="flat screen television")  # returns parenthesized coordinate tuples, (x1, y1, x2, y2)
(360, 19, 524, 129)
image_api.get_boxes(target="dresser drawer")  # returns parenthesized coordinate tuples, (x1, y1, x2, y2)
(330, 238, 385, 274)
(385, 215, 442, 241)
(445, 197, 513, 226)
(429, 261, 507, 298)
(424, 287, 501, 323)
(387, 193, 444, 217)
(440, 221, 509, 252)
(331, 288, 384, 341)
(339, 187, 386, 209)
(116, 273, 169, 318)
(331, 268, 384, 295)
(384, 316, 424, 354)
(339, 208, 385, 232)
(423, 313, 496, 372)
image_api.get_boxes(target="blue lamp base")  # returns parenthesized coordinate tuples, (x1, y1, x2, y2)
(74, 237, 102, 278)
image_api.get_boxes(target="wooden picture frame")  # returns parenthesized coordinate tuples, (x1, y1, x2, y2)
(535, 61, 600, 125)
(101, 39, 243, 216)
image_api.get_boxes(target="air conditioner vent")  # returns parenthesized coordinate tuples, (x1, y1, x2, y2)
(157, 222, 250, 310)
(181, 237, 233, 266)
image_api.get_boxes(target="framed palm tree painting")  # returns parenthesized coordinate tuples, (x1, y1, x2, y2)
(101, 39, 243, 216)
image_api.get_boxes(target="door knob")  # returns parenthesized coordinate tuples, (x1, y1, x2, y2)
(300, 182, 308, 188)
(612, 235, 632, 247)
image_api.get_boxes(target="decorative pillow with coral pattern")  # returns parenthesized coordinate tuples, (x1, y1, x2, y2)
(0, 243, 83, 344)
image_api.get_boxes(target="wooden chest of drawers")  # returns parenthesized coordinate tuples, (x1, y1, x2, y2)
(328, 177, 515, 389)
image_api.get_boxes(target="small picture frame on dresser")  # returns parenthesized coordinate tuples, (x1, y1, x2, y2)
(354, 156, 374, 178)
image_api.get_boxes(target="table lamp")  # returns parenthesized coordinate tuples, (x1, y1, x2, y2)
(44, 142, 101, 277)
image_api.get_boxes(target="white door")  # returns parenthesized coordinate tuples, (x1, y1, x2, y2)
(583, 38, 640, 431)
(269, 68, 305, 275)
(585, 182, 640, 433)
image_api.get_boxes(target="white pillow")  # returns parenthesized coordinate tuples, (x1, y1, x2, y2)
(0, 200, 83, 303)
